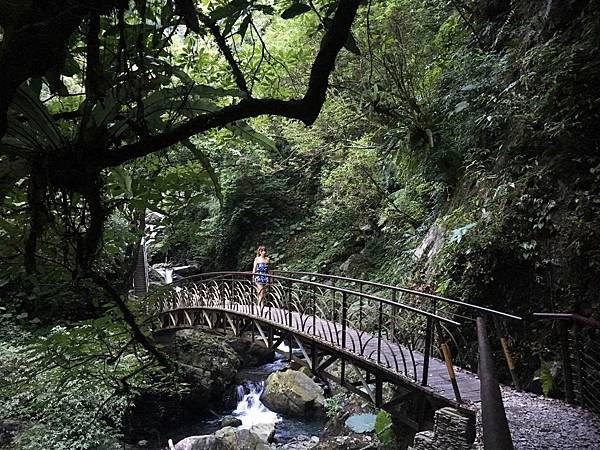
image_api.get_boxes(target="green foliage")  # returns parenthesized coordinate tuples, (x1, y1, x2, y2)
(2, 3, 600, 447)
(374, 409, 398, 449)
(0, 311, 159, 449)
(323, 392, 346, 418)
(539, 358, 555, 398)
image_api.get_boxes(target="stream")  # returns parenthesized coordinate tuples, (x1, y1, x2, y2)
(232, 357, 326, 443)
(160, 353, 326, 449)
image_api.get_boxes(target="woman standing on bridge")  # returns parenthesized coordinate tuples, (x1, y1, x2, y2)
(253, 245, 270, 306)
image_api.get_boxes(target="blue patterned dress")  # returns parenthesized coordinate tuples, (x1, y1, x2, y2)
(255, 262, 269, 284)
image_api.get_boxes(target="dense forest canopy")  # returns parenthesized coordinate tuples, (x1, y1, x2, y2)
(0, 0, 365, 279)
(1, 0, 600, 447)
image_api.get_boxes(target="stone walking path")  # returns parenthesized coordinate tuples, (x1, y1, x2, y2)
(474, 386, 600, 449)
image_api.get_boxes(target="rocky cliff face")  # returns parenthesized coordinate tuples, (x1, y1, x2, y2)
(408, 0, 600, 386)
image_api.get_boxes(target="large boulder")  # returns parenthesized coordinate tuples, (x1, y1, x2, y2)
(216, 426, 270, 449)
(173, 427, 268, 450)
(260, 370, 325, 417)
(173, 435, 225, 450)
(248, 422, 275, 443)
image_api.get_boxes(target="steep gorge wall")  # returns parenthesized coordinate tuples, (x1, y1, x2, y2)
(402, 0, 600, 383)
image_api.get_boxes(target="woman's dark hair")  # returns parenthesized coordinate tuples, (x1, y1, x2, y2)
(256, 245, 267, 256)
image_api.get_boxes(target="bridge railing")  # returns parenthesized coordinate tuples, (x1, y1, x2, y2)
(272, 271, 522, 369)
(533, 313, 600, 413)
(272, 270, 520, 319)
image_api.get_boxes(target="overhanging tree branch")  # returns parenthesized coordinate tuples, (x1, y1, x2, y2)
(96, 0, 362, 169)
(91, 272, 174, 371)
(2, 0, 362, 166)
(196, 10, 249, 95)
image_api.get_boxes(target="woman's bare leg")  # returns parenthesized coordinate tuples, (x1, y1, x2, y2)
(256, 283, 264, 306)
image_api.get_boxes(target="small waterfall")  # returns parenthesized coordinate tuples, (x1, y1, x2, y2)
(164, 268, 173, 284)
(232, 381, 280, 429)
(151, 266, 174, 284)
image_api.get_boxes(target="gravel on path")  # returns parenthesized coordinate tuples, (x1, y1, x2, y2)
(474, 386, 600, 449)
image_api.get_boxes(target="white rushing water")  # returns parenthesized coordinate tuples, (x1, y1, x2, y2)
(232, 381, 281, 429)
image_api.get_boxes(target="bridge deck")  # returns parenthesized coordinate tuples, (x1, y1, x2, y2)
(205, 303, 482, 405)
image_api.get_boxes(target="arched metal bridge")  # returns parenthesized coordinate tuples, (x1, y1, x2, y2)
(147, 270, 521, 430)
